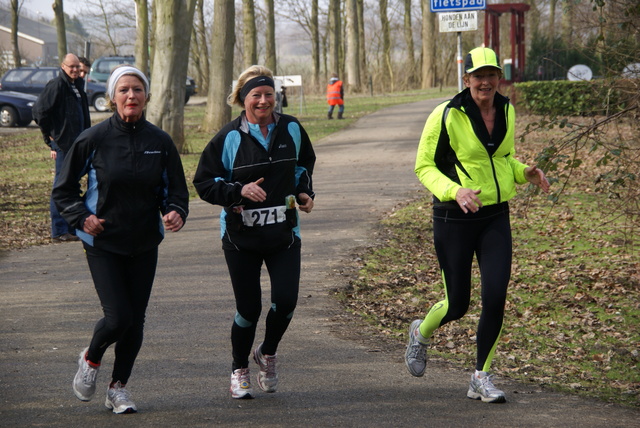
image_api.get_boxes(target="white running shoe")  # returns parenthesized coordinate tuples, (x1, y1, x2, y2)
(467, 371, 506, 403)
(73, 347, 99, 401)
(253, 344, 278, 393)
(230, 368, 254, 399)
(105, 381, 138, 413)
(405, 320, 428, 377)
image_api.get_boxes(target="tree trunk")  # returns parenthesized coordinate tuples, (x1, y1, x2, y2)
(345, 0, 360, 92)
(52, 0, 67, 62)
(403, 0, 416, 86)
(134, 0, 150, 76)
(357, 0, 367, 91)
(202, 0, 235, 134)
(149, 3, 157, 77)
(311, 0, 320, 88)
(243, 0, 257, 68)
(265, 0, 276, 72)
(561, 0, 573, 46)
(146, 0, 197, 153)
(421, 0, 436, 89)
(328, 0, 340, 75)
(549, 0, 558, 43)
(379, 0, 393, 91)
(10, 0, 21, 67)
(193, 0, 210, 94)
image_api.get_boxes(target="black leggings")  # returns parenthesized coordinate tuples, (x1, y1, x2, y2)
(83, 244, 158, 384)
(224, 241, 301, 371)
(420, 204, 511, 372)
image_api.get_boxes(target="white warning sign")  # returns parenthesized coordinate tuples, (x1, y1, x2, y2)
(438, 11, 478, 33)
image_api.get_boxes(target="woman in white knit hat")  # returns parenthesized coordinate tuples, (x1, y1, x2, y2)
(53, 64, 189, 414)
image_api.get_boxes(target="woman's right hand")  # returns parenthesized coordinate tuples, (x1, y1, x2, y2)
(83, 214, 106, 236)
(456, 188, 482, 214)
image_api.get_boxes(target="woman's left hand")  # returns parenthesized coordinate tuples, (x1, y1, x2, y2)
(163, 210, 184, 232)
(297, 193, 314, 213)
(525, 166, 550, 193)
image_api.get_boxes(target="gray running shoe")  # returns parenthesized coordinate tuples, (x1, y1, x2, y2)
(405, 319, 428, 377)
(105, 381, 138, 413)
(73, 347, 99, 401)
(253, 344, 278, 392)
(230, 368, 254, 399)
(467, 372, 506, 403)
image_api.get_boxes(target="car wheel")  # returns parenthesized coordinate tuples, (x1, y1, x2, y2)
(0, 106, 18, 127)
(93, 93, 109, 112)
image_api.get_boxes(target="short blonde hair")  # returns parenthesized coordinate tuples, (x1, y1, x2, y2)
(228, 65, 274, 108)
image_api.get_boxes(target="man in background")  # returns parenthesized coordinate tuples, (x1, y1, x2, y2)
(32, 53, 91, 242)
(326, 73, 344, 120)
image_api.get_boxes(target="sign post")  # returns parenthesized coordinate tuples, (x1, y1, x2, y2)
(432, 0, 486, 91)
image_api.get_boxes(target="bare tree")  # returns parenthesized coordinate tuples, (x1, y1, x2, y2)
(276, 0, 321, 87)
(265, 0, 276, 72)
(52, 0, 67, 61)
(379, 0, 393, 91)
(328, 0, 341, 75)
(10, 0, 21, 67)
(134, 0, 149, 76)
(402, 0, 416, 86)
(311, 0, 320, 88)
(75, 0, 136, 57)
(561, 0, 574, 46)
(146, 0, 197, 153)
(549, 0, 558, 42)
(190, 0, 210, 94)
(203, 0, 235, 133)
(345, 0, 360, 91)
(357, 0, 367, 89)
(421, 0, 436, 88)
(243, 0, 258, 68)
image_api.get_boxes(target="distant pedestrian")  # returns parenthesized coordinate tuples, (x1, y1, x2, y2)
(53, 65, 189, 414)
(404, 47, 550, 403)
(193, 65, 316, 399)
(78, 56, 91, 91)
(326, 73, 344, 119)
(78, 56, 91, 80)
(32, 53, 91, 242)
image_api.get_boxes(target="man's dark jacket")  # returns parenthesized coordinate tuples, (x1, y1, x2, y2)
(32, 69, 91, 153)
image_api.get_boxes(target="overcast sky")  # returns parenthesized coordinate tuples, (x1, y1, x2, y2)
(22, 0, 82, 20)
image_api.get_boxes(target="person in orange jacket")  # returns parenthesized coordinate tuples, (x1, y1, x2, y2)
(326, 73, 344, 119)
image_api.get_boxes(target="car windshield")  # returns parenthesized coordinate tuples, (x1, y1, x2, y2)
(5, 70, 32, 82)
(30, 70, 56, 84)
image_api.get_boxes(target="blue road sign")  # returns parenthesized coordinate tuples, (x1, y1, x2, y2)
(430, 0, 486, 13)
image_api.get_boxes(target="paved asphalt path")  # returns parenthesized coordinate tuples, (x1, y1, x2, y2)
(1, 98, 638, 427)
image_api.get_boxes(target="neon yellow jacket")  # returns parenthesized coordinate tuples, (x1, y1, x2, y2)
(415, 90, 529, 207)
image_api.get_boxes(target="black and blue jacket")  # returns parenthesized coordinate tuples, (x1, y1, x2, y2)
(193, 112, 315, 252)
(53, 113, 189, 256)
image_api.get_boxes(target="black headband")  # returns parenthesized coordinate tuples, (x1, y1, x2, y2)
(239, 76, 275, 102)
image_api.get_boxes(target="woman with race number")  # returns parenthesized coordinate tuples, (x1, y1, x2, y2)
(193, 65, 316, 399)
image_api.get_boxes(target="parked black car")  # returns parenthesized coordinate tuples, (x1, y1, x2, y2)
(0, 67, 109, 112)
(0, 90, 38, 127)
(89, 55, 197, 103)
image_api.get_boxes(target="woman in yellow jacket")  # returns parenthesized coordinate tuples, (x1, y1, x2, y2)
(404, 47, 549, 403)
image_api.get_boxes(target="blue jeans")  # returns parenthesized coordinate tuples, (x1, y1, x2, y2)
(50, 146, 72, 237)
(327, 104, 344, 115)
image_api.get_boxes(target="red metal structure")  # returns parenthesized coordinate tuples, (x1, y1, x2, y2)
(484, 3, 530, 82)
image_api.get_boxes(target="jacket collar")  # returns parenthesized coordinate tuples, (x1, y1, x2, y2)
(447, 87, 509, 111)
(111, 111, 147, 132)
(238, 110, 280, 134)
